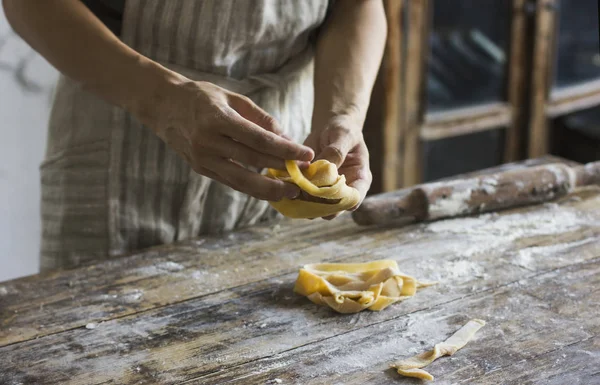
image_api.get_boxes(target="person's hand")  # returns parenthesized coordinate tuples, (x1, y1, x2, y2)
(303, 115, 372, 219)
(140, 80, 314, 201)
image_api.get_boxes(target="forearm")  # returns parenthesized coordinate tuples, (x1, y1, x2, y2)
(2, 0, 182, 122)
(312, 0, 387, 130)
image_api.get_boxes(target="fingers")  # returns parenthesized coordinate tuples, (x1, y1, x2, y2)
(199, 157, 301, 201)
(347, 144, 372, 208)
(319, 166, 370, 220)
(321, 139, 372, 218)
(195, 165, 231, 186)
(228, 94, 282, 135)
(227, 93, 315, 162)
(207, 135, 286, 170)
(348, 169, 372, 209)
(222, 108, 314, 162)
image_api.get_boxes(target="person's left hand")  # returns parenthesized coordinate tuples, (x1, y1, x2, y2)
(303, 115, 372, 220)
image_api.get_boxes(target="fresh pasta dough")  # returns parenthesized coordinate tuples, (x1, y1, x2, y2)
(391, 319, 486, 381)
(293, 260, 436, 314)
(267, 160, 360, 218)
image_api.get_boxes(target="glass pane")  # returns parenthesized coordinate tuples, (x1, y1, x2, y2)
(554, 0, 600, 89)
(427, 0, 510, 113)
(553, 106, 600, 163)
(421, 129, 505, 182)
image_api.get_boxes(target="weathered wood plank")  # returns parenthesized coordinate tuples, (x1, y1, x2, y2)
(0, 156, 576, 347)
(473, 337, 600, 385)
(0, 219, 392, 346)
(195, 258, 600, 385)
(1, 189, 599, 385)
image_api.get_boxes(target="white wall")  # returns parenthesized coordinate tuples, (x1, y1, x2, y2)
(0, 8, 59, 281)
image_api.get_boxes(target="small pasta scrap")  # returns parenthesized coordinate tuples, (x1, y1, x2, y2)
(391, 319, 486, 381)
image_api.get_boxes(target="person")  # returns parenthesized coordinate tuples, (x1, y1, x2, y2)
(3, 0, 386, 271)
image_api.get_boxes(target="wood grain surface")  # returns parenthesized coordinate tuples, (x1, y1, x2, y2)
(1, 160, 599, 385)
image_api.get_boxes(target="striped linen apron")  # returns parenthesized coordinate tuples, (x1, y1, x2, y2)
(40, 0, 330, 271)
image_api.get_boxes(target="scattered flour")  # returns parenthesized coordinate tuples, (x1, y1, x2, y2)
(481, 177, 498, 195)
(228, 358, 294, 382)
(511, 238, 596, 270)
(429, 188, 473, 219)
(121, 289, 144, 302)
(512, 251, 534, 270)
(130, 261, 185, 276)
(285, 312, 457, 380)
(96, 288, 144, 303)
(427, 177, 506, 219)
(427, 206, 591, 239)
(191, 270, 207, 279)
(545, 164, 577, 188)
(418, 203, 598, 262)
(482, 177, 499, 186)
(158, 261, 185, 272)
(430, 259, 486, 281)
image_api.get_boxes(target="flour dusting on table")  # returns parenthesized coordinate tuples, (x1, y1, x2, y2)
(417, 201, 599, 264)
(512, 238, 596, 270)
(429, 259, 486, 281)
(427, 205, 589, 238)
(130, 261, 185, 276)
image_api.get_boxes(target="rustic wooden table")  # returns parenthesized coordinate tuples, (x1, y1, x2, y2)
(1, 157, 599, 385)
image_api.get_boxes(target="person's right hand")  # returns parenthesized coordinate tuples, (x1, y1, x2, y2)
(140, 80, 314, 201)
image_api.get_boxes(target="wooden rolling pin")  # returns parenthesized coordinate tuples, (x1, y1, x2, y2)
(352, 161, 600, 226)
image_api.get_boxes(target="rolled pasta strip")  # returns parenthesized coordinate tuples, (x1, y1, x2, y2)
(267, 160, 360, 218)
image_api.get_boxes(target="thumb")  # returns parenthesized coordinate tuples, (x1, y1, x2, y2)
(316, 129, 356, 168)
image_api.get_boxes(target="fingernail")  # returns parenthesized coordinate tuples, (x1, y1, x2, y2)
(284, 185, 300, 199)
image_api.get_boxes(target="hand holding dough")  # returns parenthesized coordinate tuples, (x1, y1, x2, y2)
(391, 319, 486, 381)
(294, 260, 436, 314)
(267, 160, 360, 218)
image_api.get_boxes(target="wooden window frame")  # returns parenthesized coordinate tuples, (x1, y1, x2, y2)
(378, 0, 530, 189)
(528, 0, 600, 157)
